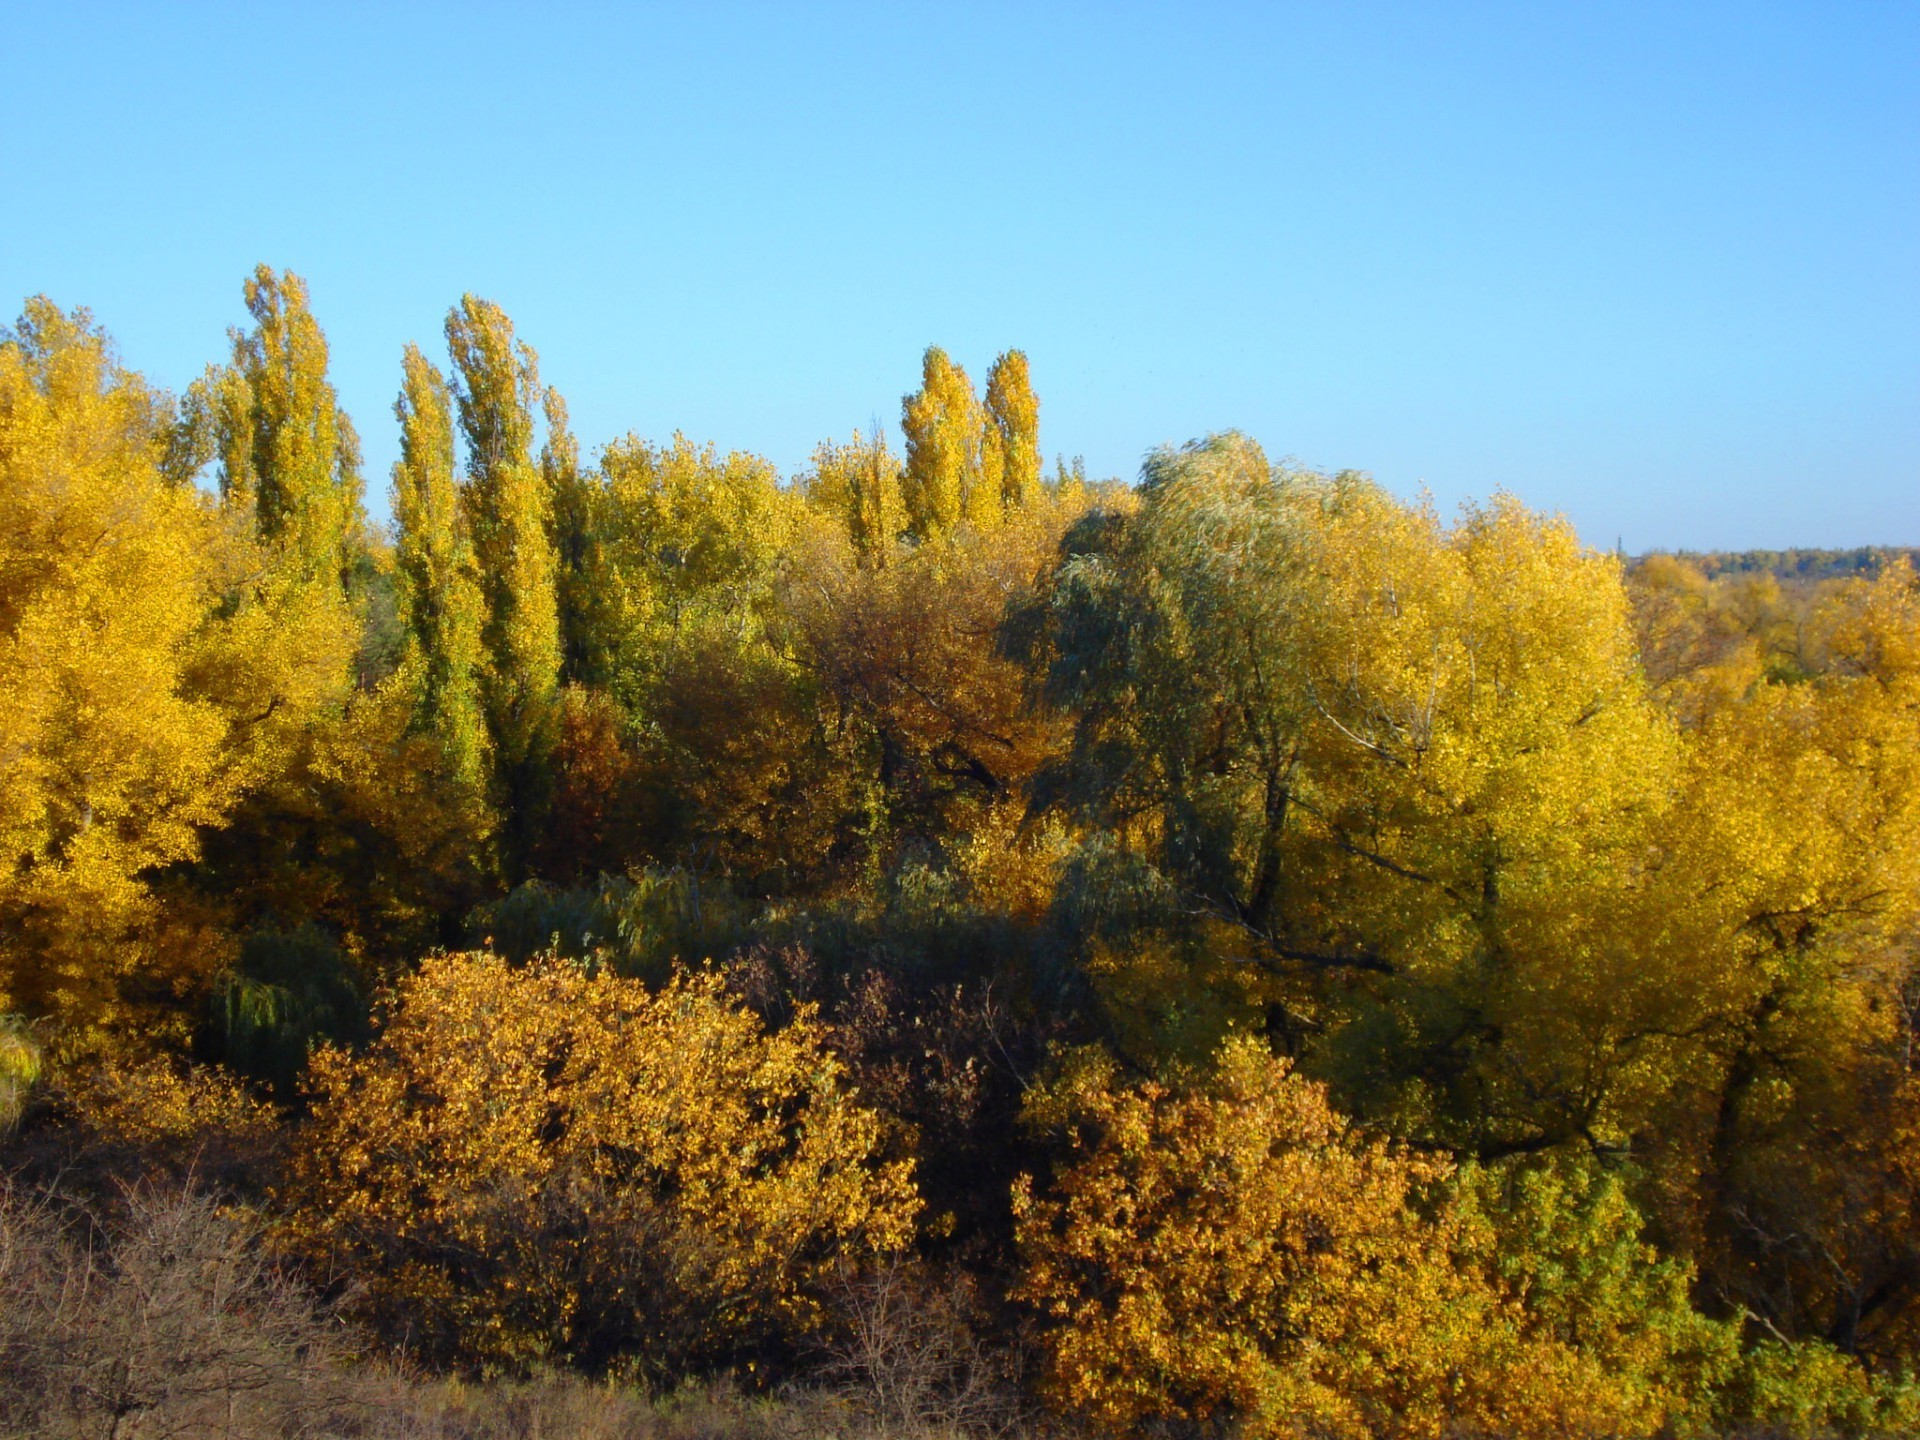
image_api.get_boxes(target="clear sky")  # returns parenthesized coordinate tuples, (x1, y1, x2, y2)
(6, 1, 1915, 551)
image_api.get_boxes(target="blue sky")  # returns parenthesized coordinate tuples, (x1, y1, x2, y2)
(5, 2, 1915, 550)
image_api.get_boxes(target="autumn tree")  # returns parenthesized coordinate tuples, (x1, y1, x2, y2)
(392, 341, 487, 790)
(786, 517, 1070, 857)
(0, 300, 336, 1027)
(901, 346, 993, 538)
(583, 434, 847, 884)
(538, 384, 606, 688)
(983, 349, 1040, 513)
(285, 951, 920, 1377)
(804, 428, 905, 566)
(179, 266, 367, 593)
(1670, 561, 1920, 1363)
(1020, 434, 1757, 1158)
(446, 295, 561, 867)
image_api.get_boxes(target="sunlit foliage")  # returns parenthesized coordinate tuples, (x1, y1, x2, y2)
(286, 951, 919, 1377)
(6, 280, 1920, 1428)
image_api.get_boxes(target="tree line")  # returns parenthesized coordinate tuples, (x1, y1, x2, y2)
(3, 268, 1920, 1437)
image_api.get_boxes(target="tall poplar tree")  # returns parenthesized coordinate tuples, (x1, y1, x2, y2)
(541, 384, 600, 684)
(984, 349, 1041, 512)
(392, 342, 488, 790)
(189, 266, 367, 591)
(901, 346, 985, 539)
(445, 295, 561, 864)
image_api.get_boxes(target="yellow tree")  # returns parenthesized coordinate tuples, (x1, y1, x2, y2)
(585, 434, 837, 882)
(1670, 561, 1920, 1359)
(286, 952, 920, 1376)
(984, 349, 1041, 513)
(1025, 434, 1739, 1154)
(0, 300, 331, 1027)
(182, 266, 367, 593)
(804, 428, 905, 566)
(901, 346, 992, 537)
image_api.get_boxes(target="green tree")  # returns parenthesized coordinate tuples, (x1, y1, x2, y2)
(392, 342, 488, 790)
(541, 384, 600, 684)
(445, 294, 561, 866)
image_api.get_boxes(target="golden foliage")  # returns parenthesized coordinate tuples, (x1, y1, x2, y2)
(0, 300, 348, 1028)
(1012, 1040, 1697, 1440)
(285, 952, 919, 1374)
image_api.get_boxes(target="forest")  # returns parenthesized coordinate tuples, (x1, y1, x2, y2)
(3, 268, 1920, 1439)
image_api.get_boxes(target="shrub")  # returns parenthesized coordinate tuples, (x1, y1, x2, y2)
(1012, 1038, 1681, 1439)
(285, 951, 920, 1378)
(0, 1013, 42, 1132)
(211, 923, 369, 1097)
(0, 1178, 363, 1438)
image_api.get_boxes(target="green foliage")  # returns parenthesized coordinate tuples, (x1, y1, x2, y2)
(211, 924, 368, 1098)
(0, 1015, 43, 1132)
(180, 265, 368, 592)
(468, 870, 749, 982)
(1717, 1340, 1920, 1438)
(393, 341, 489, 791)
(447, 293, 561, 866)
(1454, 1155, 1739, 1428)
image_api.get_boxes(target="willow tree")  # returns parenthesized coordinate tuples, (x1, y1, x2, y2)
(446, 295, 561, 866)
(1023, 433, 1750, 1155)
(392, 342, 487, 790)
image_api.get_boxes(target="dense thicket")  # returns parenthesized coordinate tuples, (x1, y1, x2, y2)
(4, 277, 1919, 1438)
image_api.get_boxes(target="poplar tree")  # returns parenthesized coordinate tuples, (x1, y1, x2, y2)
(190, 266, 367, 590)
(985, 349, 1041, 512)
(392, 342, 488, 790)
(445, 295, 561, 863)
(901, 346, 984, 539)
(541, 384, 600, 684)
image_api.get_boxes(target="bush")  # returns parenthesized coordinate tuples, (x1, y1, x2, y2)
(1716, 1339, 1920, 1439)
(285, 951, 920, 1379)
(1451, 1154, 1739, 1431)
(469, 870, 749, 981)
(1012, 1038, 1679, 1439)
(0, 1013, 42, 1132)
(0, 1178, 365, 1438)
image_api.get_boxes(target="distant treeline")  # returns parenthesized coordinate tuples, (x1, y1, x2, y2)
(1637, 546, 1920, 583)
